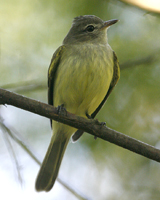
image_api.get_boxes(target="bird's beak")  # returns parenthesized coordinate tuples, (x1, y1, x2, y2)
(101, 19, 119, 29)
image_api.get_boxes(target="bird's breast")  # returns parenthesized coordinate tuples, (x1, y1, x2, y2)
(53, 44, 114, 117)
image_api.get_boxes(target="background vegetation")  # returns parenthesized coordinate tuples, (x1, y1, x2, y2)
(0, 0, 160, 199)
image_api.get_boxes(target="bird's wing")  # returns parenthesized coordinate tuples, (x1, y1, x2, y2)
(48, 45, 65, 127)
(72, 51, 120, 141)
(91, 51, 120, 118)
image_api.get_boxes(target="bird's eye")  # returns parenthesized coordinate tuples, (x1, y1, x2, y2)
(86, 25, 95, 32)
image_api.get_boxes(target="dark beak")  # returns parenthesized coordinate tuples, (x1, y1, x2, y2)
(102, 19, 119, 29)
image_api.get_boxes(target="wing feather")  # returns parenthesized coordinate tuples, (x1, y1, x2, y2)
(48, 45, 65, 127)
(72, 51, 120, 141)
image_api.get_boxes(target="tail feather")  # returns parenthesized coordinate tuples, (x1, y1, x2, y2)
(35, 132, 70, 192)
(72, 129, 84, 142)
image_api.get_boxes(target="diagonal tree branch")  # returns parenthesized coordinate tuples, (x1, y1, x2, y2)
(1, 80, 46, 93)
(0, 88, 160, 162)
(120, 54, 156, 70)
(0, 119, 90, 200)
(1, 52, 159, 95)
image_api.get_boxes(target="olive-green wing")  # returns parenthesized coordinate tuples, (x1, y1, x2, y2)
(72, 51, 120, 141)
(91, 51, 120, 118)
(48, 45, 65, 127)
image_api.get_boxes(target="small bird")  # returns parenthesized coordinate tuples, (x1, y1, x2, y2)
(35, 15, 120, 192)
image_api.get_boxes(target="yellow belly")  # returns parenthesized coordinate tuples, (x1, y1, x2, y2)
(53, 44, 113, 133)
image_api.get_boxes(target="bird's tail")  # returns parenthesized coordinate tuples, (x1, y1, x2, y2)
(35, 131, 70, 192)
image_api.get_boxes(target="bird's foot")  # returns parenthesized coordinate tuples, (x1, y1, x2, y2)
(93, 119, 106, 140)
(57, 104, 67, 116)
(86, 113, 106, 126)
(94, 119, 106, 126)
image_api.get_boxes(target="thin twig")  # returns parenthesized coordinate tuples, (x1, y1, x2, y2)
(0, 120, 41, 165)
(0, 119, 90, 200)
(0, 52, 158, 94)
(120, 54, 156, 70)
(1, 80, 46, 93)
(0, 122, 23, 184)
(57, 176, 91, 200)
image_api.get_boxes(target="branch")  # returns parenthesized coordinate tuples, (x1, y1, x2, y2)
(0, 88, 160, 163)
(1, 52, 159, 94)
(120, 54, 156, 70)
(1, 80, 46, 93)
(1, 123, 23, 184)
(0, 119, 90, 200)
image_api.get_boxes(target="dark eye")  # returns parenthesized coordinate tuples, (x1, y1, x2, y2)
(86, 25, 95, 32)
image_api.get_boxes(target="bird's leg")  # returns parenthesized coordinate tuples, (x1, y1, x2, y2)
(86, 114, 106, 140)
(86, 113, 97, 140)
(86, 113, 106, 140)
(86, 113, 92, 119)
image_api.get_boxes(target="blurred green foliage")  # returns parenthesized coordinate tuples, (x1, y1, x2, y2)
(1, 0, 160, 200)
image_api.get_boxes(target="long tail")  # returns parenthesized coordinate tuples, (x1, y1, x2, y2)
(35, 131, 70, 192)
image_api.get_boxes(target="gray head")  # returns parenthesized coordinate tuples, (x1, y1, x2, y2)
(63, 15, 118, 45)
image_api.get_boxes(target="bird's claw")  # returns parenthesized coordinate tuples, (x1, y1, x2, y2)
(94, 119, 106, 126)
(93, 119, 106, 140)
(57, 104, 67, 116)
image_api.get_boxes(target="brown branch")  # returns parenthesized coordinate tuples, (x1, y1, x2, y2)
(0, 88, 160, 162)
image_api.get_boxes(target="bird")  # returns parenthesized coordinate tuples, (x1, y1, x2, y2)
(35, 15, 120, 192)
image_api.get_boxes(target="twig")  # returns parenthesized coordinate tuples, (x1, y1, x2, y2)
(120, 54, 156, 70)
(57, 176, 91, 200)
(0, 53, 158, 94)
(1, 80, 46, 93)
(0, 122, 23, 184)
(0, 88, 160, 163)
(0, 119, 90, 200)
(0, 120, 41, 165)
